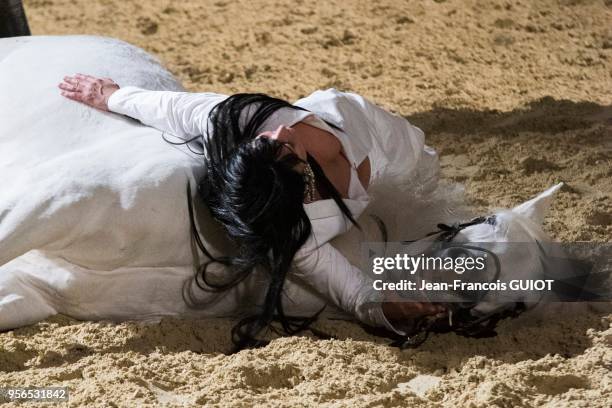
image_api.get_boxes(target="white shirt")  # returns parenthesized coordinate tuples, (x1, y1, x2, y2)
(108, 86, 439, 334)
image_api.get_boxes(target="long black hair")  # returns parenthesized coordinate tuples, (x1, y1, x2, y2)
(180, 93, 360, 351)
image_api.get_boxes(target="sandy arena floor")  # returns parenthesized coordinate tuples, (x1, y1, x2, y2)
(1, 0, 611, 406)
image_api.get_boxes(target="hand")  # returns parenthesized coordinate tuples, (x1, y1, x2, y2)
(58, 74, 120, 111)
(382, 292, 446, 322)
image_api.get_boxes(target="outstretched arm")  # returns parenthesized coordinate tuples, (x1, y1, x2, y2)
(58, 74, 228, 139)
(292, 240, 445, 335)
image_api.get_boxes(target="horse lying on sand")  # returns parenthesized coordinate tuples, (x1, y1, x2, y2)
(0, 36, 578, 344)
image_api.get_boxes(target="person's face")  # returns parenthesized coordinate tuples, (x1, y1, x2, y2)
(257, 124, 308, 162)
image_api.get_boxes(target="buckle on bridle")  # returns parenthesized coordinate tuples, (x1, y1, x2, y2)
(429, 215, 496, 242)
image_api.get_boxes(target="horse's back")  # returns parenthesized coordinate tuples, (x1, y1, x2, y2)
(0, 36, 207, 268)
(0, 35, 188, 176)
(0, 35, 182, 91)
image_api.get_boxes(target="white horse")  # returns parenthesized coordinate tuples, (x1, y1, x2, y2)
(0, 35, 571, 334)
(1, 35, 244, 329)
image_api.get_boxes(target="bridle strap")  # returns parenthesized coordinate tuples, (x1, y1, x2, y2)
(427, 215, 495, 242)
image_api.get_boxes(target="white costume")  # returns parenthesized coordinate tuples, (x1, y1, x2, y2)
(0, 35, 438, 333)
(107, 86, 439, 332)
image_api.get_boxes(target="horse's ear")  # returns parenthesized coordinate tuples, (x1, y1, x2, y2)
(512, 183, 563, 225)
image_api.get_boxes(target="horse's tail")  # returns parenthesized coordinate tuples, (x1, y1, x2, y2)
(0, 0, 31, 38)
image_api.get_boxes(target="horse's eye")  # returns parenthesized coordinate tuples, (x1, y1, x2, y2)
(442, 247, 473, 259)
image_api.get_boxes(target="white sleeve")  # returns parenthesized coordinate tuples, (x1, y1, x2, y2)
(341, 90, 439, 191)
(292, 240, 405, 336)
(107, 86, 228, 139)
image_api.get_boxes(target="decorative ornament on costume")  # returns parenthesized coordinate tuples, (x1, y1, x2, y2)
(303, 162, 316, 203)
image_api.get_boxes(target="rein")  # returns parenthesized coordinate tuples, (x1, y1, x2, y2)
(387, 215, 526, 349)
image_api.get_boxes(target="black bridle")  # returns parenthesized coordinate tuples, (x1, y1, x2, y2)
(379, 215, 527, 349)
(423, 216, 497, 243)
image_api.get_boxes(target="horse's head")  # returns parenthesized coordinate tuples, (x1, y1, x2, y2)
(446, 183, 564, 314)
(393, 183, 567, 347)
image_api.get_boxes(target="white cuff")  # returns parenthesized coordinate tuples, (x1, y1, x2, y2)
(369, 303, 407, 337)
(355, 287, 407, 336)
(107, 86, 142, 115)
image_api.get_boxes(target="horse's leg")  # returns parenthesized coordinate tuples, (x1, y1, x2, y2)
(0, 256, 58, 330)
(0, 0, 31, 38)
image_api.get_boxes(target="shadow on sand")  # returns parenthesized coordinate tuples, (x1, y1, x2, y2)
(406, 97, 611, 137)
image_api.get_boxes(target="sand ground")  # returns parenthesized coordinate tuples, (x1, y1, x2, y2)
(1, 0, 611, 406)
